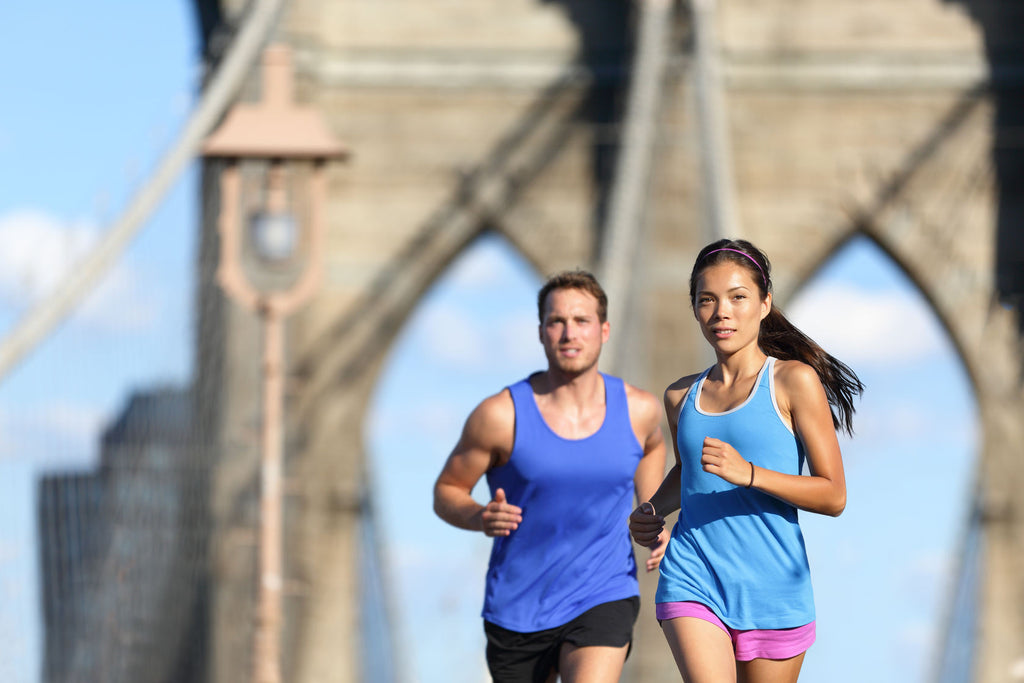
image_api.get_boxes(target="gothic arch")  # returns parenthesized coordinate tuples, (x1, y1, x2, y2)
(283, 218, 595, 682)
(194, 1, 1024, 680)
(782, 230, 979, 389)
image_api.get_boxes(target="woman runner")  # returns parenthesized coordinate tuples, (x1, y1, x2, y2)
(629, 238, 863, 682)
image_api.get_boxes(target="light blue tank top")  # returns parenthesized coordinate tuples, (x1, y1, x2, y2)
(655, 357, 815, 629)
(483, 373, 643, 632)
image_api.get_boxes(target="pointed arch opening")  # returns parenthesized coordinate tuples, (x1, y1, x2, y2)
(362, 232, 545, 681)
(785, 235, 979, 682)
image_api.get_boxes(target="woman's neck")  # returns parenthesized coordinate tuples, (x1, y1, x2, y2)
(712, 345, 767, 385)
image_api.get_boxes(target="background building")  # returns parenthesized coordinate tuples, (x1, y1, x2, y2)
(37, 388, 203, 683)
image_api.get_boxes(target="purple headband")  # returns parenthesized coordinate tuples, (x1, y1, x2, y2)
(703, 248, 768, 289)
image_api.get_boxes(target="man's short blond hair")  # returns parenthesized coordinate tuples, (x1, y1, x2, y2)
(536, 270, 608, 323)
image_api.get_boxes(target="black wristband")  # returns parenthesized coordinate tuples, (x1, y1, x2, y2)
(746, 462, 755, 488)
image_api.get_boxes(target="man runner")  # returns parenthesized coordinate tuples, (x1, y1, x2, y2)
(433, 270, 667, 683)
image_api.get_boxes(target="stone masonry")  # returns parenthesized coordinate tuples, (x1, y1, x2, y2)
(194, 1, 1024, 681)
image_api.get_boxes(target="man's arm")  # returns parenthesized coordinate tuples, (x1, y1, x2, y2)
(626, 384, 668, 571)
(628, 386, 667, 504)
(629, 376, 698, 555)
(433, 390, 523, 536)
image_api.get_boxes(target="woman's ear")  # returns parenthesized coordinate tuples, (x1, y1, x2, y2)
(760, 292, 772, 321)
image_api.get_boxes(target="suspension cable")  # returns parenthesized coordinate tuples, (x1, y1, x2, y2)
(0, 0, 287, 382)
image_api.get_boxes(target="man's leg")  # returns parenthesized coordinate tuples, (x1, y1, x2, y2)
(555, 597, 639, 682)
(485, 620, 562, 683)
(558, 643, 629, 683)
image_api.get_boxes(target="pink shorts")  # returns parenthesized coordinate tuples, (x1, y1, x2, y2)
(655, 601, 815, 662)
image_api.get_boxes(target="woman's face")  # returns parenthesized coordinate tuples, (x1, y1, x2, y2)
(692, 262, 771, 355)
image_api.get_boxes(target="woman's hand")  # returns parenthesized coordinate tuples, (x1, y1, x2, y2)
(700, 437, 752, 488)
(629, 501, 665, 552)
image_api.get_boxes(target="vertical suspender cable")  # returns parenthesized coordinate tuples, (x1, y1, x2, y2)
(598, 0, 674, 376)
(692, 0, 741, 244)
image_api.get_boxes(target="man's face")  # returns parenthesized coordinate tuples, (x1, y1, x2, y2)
(538, 287, 610, 376)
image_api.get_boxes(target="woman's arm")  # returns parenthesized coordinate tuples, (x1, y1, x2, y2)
(700, 360, 846, 516)
(775, 359, 847, 515)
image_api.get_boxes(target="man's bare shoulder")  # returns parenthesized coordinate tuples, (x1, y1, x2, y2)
(623, 382, 662, 421)
(439, 389, 515, 489)
(467, 388, 516, 435)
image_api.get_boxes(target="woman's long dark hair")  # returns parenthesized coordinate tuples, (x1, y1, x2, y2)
(690, 238, 864, 435)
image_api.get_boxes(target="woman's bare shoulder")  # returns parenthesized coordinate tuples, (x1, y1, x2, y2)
(664, 372, 702, 407)
(773, 359, 822, 391)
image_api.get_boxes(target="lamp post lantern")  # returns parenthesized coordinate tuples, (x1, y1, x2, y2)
(202, 44, 348, 683)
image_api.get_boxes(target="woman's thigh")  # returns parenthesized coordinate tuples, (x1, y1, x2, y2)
(737, 651, 806, 683)
(661, 617, 737, 683)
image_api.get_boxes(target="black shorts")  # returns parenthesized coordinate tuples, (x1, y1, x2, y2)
(484, 596, 640, 683)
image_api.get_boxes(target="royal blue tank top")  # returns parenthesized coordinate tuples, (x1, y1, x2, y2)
(482, 373, 643, 632)
(655, 357, 815, 630)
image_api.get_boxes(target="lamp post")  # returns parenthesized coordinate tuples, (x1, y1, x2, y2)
(202, 44, 348, 683)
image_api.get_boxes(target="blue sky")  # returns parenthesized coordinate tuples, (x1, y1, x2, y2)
(0, 3, 978, 683)
(789, 240, 976, 681)
(0, 3, 197, 682)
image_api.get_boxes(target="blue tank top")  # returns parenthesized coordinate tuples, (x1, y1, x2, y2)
(482, 373, 643, 632)
(655, 357, 815, 630)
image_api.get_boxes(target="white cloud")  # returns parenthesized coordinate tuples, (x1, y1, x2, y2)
(0, 400, 105, 468)
(852, 403, 935, 446)
(414, 303, 487, 368)
(0, 538, 25, 567)
(891, 619, 932, 677)
(837, 384, 977, 460)
(78, 258, 156, 332)
(369, 399, 466, 449)
(786, 283, 946, 365)
(410, 303, 544, 376)
(35, 401, 106, 445)
(445, 240, 512, 289)
(497, 312, 545, 369)
(0, 209, 155, 332)
(0, 210, 96, 303)
(897, 619, 934, 651)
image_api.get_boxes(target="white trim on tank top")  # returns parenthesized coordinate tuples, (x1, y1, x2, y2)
(766, 357, 797, 437)
(693, 357, 772, 417)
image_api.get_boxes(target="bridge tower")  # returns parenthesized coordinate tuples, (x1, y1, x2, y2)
(193, 1, 1024, 681)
